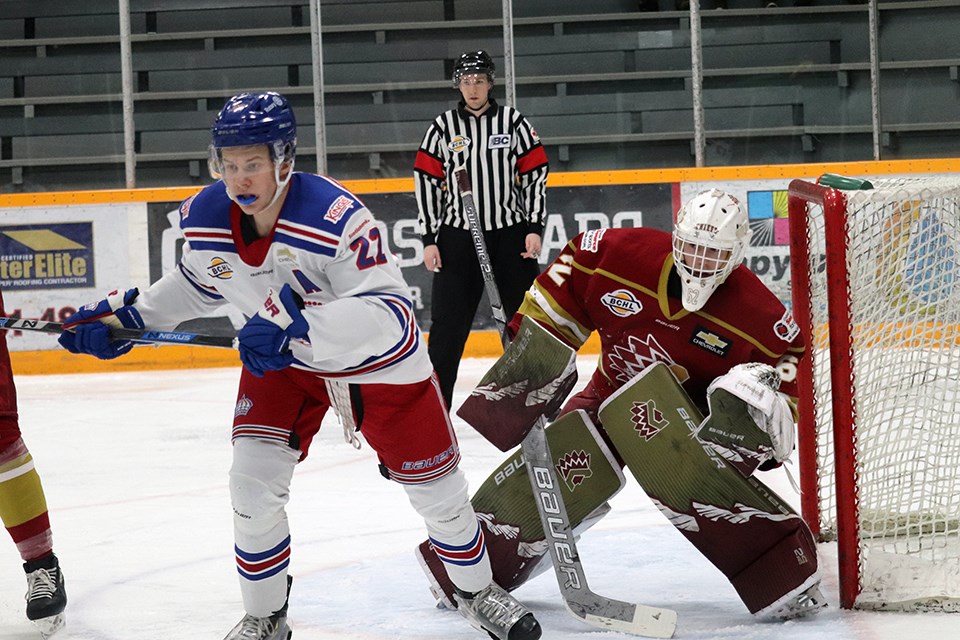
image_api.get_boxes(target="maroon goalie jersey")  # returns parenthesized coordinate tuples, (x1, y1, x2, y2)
(508, 227, 805, 411)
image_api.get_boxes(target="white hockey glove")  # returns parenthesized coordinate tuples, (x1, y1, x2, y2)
(699, 362, 796, 476)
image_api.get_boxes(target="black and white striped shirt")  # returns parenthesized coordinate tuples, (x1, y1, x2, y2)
(414, 99, 549, 245)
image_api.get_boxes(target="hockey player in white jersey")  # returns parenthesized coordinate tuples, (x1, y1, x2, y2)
(57, 92, 541, 640)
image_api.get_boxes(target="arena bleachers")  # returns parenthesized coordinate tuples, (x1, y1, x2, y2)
(0, 0, 958, 190)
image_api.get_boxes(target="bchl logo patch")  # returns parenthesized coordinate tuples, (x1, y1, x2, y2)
(448, 135, 471, 154)
(207, 256, 234, 280)
(690, 325, 732, 357)
(488, 133, 511, 149)
(774, 309, 800, 342)
(235, 394, 253, 417)
(556, 450, 592, 492)
(631, 400, 669, 441)
(600, 289, 643, 317)
(580, 228, 606, 252)
(325, 195, 354, 224)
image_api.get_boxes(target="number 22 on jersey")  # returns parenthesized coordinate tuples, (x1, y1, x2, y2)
(350, 226, 388, 270)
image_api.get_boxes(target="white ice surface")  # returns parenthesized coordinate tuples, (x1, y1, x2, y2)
(2, 356, 958, 639)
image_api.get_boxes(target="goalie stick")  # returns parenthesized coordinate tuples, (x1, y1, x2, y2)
(453, 168, 677, 638)
(0, 316, 238, 349)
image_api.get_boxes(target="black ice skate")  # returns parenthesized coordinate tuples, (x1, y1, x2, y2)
(454, 584, 542, 640)
(223, 576, 293, 640)
(24, 553, 66, 639)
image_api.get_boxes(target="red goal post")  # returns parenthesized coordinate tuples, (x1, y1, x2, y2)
(788, 175, 960, 612)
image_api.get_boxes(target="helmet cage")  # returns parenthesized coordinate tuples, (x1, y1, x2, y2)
(672, 189, 750, 311)
(453, 50, 496, 88)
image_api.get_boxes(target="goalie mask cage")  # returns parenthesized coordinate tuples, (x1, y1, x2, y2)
(788, 175, 960, 611)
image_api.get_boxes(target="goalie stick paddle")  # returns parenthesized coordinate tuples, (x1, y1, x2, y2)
(453, 168, 677, 638)
(0, 316, 239, 350)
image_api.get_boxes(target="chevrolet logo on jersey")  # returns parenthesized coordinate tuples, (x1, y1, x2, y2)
(275, 247, 298, 265)
(690, 326, 732, 356)
(600, 289, 643, 317)
(447, 135, 471, 154)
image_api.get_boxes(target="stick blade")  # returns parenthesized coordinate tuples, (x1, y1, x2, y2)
(565, 591, 677, 638)
(568, 598, 677, 638)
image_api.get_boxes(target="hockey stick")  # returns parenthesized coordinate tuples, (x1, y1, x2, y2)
(0, 316, 238, 349)
(453, 168, 677, 638)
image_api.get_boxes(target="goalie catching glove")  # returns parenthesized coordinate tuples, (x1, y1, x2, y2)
(699, 362, 796, 476)
(58, 288, 145, 360)
(237, 284, 309, 377)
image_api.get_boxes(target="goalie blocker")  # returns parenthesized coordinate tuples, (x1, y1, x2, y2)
(456, 316, 579, 451)
(420, 362, 820, 617)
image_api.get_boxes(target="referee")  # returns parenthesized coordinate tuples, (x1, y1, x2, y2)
(414, 50, 549, 409)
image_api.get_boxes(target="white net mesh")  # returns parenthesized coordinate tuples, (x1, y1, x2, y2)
(798, 176, 960, 611)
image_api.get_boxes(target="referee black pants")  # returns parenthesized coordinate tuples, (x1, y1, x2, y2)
(427, 223, 540, 410)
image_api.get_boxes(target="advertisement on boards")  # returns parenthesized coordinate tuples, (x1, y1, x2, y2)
(1, 177, 817, 352)
(682, 180, 798, 304)
(0, 204, 144, 351)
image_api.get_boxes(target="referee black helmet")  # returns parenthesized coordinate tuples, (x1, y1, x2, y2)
(452, 50, 496, 88)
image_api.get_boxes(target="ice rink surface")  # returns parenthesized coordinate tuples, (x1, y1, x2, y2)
(2, 356, 958, 639)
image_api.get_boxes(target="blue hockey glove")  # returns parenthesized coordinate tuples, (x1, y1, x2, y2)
(58, 288, 145, 360)
(238, 284, 309, 377)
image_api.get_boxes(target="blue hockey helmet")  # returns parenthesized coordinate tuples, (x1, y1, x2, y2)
(453, 50, 495, 88)
(210, 91, 297, 162)
(209, 92, 298, 207)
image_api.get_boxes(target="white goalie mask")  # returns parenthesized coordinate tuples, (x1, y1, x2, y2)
(672, 189, 751, 311)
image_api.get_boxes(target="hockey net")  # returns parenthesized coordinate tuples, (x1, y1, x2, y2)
(788, 175, 960, 611)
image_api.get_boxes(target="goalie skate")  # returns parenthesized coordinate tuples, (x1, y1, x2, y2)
(455, 583, 541, 640)
(764, 582, 827, 620)
(24, 554, 66, 639)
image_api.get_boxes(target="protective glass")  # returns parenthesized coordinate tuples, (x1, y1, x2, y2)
(458, 74, 490, 87)
(208, 145, 281, 181)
